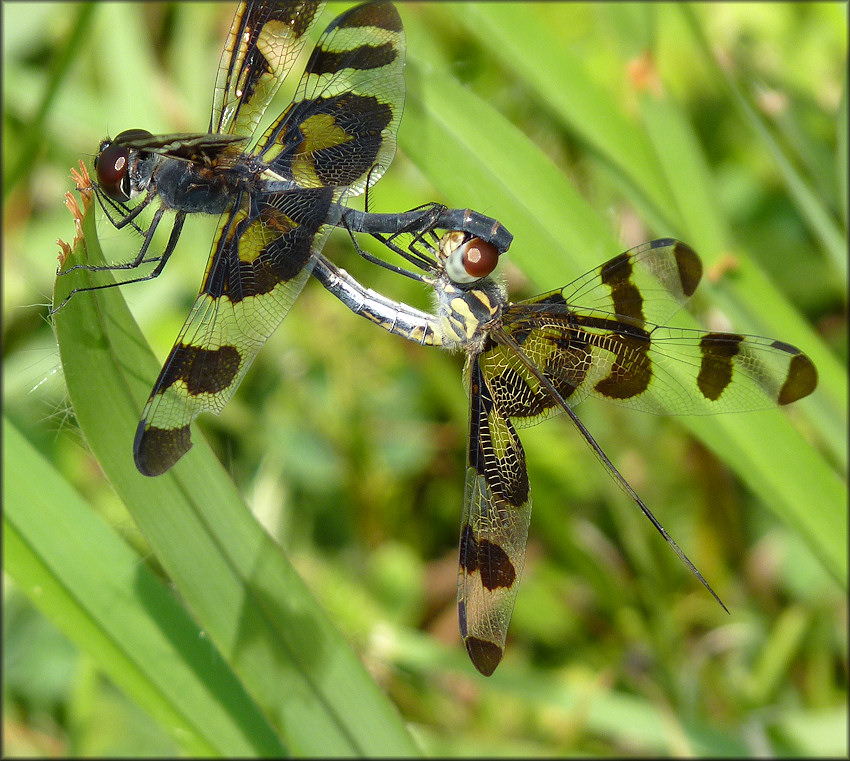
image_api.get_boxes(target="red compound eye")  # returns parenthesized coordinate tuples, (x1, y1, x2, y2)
(444, 234, 500, 283)
(461, 238, 499, 279)
(95, 141, 132, 202)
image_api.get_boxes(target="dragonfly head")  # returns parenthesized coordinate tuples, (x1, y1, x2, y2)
(94, 129, 154, 202)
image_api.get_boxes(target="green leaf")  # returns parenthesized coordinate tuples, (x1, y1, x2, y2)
(4, 416, 283, 756)
(49, 186, 417, 756)
(678, 4, 847, 279)
(838, 74, 848, 228)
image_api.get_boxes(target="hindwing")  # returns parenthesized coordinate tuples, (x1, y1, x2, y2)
(501, 239, 816, 417)
(458, 354, 531, 676)
(134, 186, 335, 476)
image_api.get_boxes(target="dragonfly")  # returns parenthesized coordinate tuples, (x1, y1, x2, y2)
(311, 227, 818, 675)
(53, 0, 511, 477)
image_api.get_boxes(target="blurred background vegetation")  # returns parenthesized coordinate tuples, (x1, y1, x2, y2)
(4, 1, 846, 756)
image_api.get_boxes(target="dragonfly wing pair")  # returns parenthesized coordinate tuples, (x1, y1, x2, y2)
(133, 1, 406, 475)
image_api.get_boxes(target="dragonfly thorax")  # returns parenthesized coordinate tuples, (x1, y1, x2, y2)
(151, 159, 235, 215)
(435, 275, 503, 352)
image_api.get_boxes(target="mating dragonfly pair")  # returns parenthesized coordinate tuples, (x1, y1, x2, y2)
(56, 0, 817, 676)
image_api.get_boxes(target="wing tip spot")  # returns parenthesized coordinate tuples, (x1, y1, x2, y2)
(778, 350, 818, 404)
(134, 420, 192, 477)
(464, 637, 503, 677)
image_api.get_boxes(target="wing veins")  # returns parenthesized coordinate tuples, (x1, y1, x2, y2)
(492, 327, 729, 613)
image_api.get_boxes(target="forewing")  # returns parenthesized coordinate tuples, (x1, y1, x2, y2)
(133, 186, 335, 476)
(255, 0, 405, 196)
(112, 131, 247, 162)
(210, 0, 326, 138)
(517, 238, 703, 328)
(458, 354, 531, 676)
(502, 238, 816, 418)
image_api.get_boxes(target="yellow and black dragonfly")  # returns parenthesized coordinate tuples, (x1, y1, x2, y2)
(312, 225, 817, 675)
(54, 0, 511, 477)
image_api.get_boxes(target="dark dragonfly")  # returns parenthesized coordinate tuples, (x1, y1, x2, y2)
(311, 227, 817, 675)
(54, 1, 511, 477)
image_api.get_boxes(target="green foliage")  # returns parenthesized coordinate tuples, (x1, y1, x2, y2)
(4, 2, 846, 756)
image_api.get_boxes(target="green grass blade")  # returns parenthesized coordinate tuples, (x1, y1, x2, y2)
(50, 187, 418, 756)
(3, 416, 284, 757)
(401, 55, 620, 282)
(838, 74, 847, 228)
(440, 3, 678, 227)
(2, 3, 95, 197)
(679, 4, 847, 279)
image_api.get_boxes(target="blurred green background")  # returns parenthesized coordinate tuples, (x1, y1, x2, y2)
(4, 1, 846, 756)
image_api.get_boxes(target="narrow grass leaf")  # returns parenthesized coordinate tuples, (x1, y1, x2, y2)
(51, 184, 418, 756)
(678, 5, 846, 279)
(3, 417, 283, 757)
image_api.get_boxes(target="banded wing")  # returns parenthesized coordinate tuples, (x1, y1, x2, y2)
(256, 0, 405, 195)
(527, 238, 704, 332)
(100, 130, 248, 163)
(501, 239, 817, 420)
(109, 2, 327, 171)
(135, 187, 335, 475)
(134, 2, 407, 476)
(458, 354, 532, 677)
(126, 1, 326, 169)
(211, 0, 326, 139)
